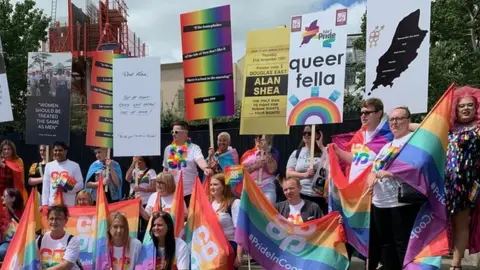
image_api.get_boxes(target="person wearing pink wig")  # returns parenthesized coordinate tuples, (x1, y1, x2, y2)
(446, 86, 480, 269)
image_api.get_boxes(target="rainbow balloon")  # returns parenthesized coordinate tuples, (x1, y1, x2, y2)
(180, 5, 235, 120)
(288, 97, 341, 126)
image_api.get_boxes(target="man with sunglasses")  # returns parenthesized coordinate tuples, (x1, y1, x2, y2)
(162, 121, 212, 206)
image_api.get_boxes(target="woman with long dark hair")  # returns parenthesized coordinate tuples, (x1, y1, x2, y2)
(150, 211, 189, 270)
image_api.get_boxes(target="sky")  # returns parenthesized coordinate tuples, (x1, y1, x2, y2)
(14, 0, 366, 63)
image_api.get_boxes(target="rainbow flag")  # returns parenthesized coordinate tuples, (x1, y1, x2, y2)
(327, 146, 372, 257)
(224, 165, 244, 198)
(1, 192, 41, 270)
(92, 177, 111, 269)
(171, 172, 185, 237)
(185, 178, 234, 269)
(387, 84, 455, 269)
(135, 203, 158, 269)
(235, 172, 349, 269)
(217, 148, 239, 169)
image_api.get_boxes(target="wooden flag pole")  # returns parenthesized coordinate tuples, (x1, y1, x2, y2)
(310, 125, 316, 169)
(105, 148, 111, 193)
(258, 135, 265, 184)
(209, 118, 214, 149)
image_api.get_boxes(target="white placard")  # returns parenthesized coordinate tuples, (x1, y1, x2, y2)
(365, 0, 431, 113)
(287, 8, 348, 126)
(113, 57, 161, 157)
(0, 37, 13, 123)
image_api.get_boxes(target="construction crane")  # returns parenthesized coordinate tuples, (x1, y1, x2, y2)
(50, 0, 57, 28)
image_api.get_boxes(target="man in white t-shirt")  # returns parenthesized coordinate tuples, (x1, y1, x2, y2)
(275, 177, 322, 224)
(367, 106, 420, 270)
(162, 121, 212, 206)
(37, 204, 81, 270)
(42, 141, 84, 207)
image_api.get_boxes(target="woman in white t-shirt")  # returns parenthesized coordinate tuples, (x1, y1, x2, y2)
(108, 212, 142, 270)
(209, 173, 242, 268)
(125, 156, 157, 206)
(140, 172, 188, 221)
(150, 211, 190, 270)
(286, 125, 328, 214)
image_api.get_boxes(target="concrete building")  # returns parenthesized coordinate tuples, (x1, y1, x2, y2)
(160, 33, 366, 110)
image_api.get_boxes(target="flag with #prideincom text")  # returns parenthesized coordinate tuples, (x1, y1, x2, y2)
(92, 176, 111, 269)
(235, 171, 349, 270)
(386, 84, 455, 269)
(185, 177, 234, 269)
(1, 192, 42, 270)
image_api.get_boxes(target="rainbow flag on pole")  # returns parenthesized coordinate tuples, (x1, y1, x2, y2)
(134, 200, 159, 269)
(92, 177, 111, 269)
(185, 177, 234, 269)
(1, 192, 41, 270)
(387, 84, 455, 269)
(235, 172, 349, 270)
(170, 171, 185, 237)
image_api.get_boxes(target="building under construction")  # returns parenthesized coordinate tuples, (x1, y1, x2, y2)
(46, 0, 148, 128)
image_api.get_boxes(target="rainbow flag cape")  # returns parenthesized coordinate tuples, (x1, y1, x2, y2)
(386, 84, 455, 269)
(185, 178, 234, 269)
(170, 172, 185, 237)
(5, 158, 28, 202)
(216, 147, 239, 169)
(92, 177, 111, 269)
(327, 146, 372, 257)
(224, 164, 244, 198)
(1, 191, 41, 270)
(235, 172, 349, 269)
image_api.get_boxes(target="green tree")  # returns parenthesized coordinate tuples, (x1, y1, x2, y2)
(353, 1, 480, 116)
(0, 0, 50, 132)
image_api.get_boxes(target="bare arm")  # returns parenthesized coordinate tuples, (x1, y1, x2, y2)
(28, 177, 43, 186)
(125, 164, 135, 182)
(196, 158, 209, 171)
(140, 206, 150, 221)
(333, 146, 352, 164)
(286, 168, 307, 178)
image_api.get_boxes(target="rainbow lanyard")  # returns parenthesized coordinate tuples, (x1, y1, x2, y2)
(109, 244, 126, 270)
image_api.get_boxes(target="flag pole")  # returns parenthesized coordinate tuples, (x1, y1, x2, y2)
(310, 125, 315, 168)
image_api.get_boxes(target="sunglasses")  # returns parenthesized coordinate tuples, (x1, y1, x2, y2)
(360, 110, 379, 116)
(389, 117, 409, 123)
(171, 130, 185, 135)
(302, 131, 319, 137)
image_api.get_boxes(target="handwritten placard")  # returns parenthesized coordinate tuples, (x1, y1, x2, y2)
(113, 57, 161, 157)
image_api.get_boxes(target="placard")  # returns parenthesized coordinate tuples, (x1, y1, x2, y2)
(25, 52, 72, 145)
(240, 28, 290, 135)
(86, 52, 127, 148)
(0, 37, 13, 123)
(287, 8, 348, 126)
(180, 5, 235, 120)
(113, 57, 161, 157)
(365, 0, 430, 113)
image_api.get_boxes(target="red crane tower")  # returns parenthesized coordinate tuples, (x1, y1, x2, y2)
(47, 0, 147, 126)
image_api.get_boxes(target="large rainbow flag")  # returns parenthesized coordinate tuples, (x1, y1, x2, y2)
(327, 146, 372, 257)
(1, 192, 41, 269)
(185, 178, 234, 269)
(92, 177, 111, 269)
(386, 84, 455, 269)
(170, 172, 185, 237)
(235, 172, 349, 270)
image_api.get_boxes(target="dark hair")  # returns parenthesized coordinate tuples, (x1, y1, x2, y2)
(150, 211, 176, 270)
(172, 121, 189, 131)
(5, 188, 24, 210)
(393, 106, 411, 118)
(362, 98, 384, 112)
(139, 156, 152, 169)
(52, 141, 68, 150)
(47, 204, 69, 218)
(297, 125, 322, 157)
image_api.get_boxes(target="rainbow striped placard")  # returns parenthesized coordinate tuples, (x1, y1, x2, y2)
(180, 5, 235, 120)
(86, 52, 126, 148)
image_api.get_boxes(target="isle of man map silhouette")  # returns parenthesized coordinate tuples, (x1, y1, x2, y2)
(369, 9, 428, 94)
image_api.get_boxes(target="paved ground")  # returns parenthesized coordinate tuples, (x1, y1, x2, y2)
(239, 257, 480, 269)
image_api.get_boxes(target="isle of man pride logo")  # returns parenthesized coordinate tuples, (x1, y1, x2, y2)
(300, 19, 336, 48)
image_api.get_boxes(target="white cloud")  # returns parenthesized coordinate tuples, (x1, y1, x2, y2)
(14, 0, 366, 63)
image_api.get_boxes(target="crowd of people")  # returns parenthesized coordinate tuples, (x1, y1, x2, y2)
(0, 86, 479, 269)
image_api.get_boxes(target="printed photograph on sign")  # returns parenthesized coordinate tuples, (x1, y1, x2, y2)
(366, 0, 431, 114)
(0, 36, 13, 123)
(287, 8, 348, 126)
(25, 52, 72, 145)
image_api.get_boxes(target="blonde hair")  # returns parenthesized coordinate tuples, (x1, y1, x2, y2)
(156, 172, 176, 195)
(75, 191, 93, 206)
(208, 173, 235, 213)
(107, 213, 130, 250)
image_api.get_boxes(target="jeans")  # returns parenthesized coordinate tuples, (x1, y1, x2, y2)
(0, 241, 10, 261)
(370, 204, 420, 270)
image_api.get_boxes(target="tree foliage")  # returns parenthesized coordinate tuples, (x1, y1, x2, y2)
(353, 0, 480, 117)
(0, 0, 50, 133)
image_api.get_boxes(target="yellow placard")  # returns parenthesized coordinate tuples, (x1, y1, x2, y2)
(239, 28, 290, 135)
